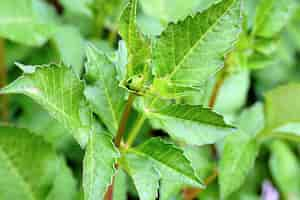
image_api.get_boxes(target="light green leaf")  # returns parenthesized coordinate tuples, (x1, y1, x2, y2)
(130, 138, 204, 199)
(121, 152, 159, 200)
(46, 158, 77, 200)
(0, 0, 58, 46)
(219, 103, 264, 199)
(142, 98, 234, 146)
(51, 26, 85, 77)
(60, 0, 92, 17)
(113, 169, 128, 200)
(269, 141, 300, 200)
(262, 83, 300, 140)
(150, 0, 242, 98)
(119, 0, 151, 80)
(0, 64, 92, 147)
(253, 0, 298, 38)
(83, 132, 119, 200)
(0, 126, 59, 200)
(84, 45, 126, 135)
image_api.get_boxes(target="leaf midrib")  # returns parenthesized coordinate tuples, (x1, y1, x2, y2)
(165, 0, 236, 80)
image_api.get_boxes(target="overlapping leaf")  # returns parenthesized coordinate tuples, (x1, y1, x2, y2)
(150, 0, 242, 98)
(84, 45, 126, 135)
(0, 64, 92, 147)
(122, 138, 203, 200)
(141, 98, 234, 146)
(83, 132, 119, 200)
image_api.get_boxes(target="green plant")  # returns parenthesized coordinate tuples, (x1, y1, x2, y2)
(0, 0, 300, 200)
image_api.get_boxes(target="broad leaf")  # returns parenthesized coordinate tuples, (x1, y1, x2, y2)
(46, 158, 77, 200)
(119, 0, 151, 81)
(150, 0, 242, 98)
(121, 153, 159, 200)
(84, 45, 126, 135)
(83, 132, 119, 200)
(269, 141, 300, 200)
(253, 0, 298, 38)
(262, 84, 300, 141)
(51, 26, 85, 77)
(0, 0, 58, 46)
(0, 126, 59, 200)
(0, 64, 92, 147)
(219, 103, 264, 199)
(127, 138, 203, 200)
(142, 98, 234, 146)
(113, 169, 128, 200)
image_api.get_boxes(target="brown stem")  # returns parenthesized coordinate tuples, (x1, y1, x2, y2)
(114, 93, 135, 147)
(0, 39, 8, 122)
(105, 94, 135, 200)
(104, 177, 115, 200)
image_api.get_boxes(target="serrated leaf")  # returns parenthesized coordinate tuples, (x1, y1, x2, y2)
(121, 152, 159, 200)
(83, 132, 119, 200)
(0, 0, 58, 46)
(119, 0, 151, 80)
(219, 103, 264, 199)
(269, 141, 300, 200)
(253, 0, 298, 38)
(51, 26, 85, 77)
(150, 0, 241, 98)
(0, 126, 59, 200)
(129, 138, 204, 199)
(142, 98, 234, 146)
(262, 83, 300, 140)
(84, 45, 126, 135)
(0, 64, 92, 147)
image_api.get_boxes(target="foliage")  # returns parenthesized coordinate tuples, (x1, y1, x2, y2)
(0, 0, 300, 200)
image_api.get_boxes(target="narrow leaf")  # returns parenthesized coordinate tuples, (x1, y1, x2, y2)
(119, 0, 151, 80)
(0, 64, 92, 147)
(84, 45, 126, 135)
(151, 0, 242, 98)
(83, 133, 119, 200)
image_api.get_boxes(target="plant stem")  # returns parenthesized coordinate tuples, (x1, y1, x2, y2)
(115, 93, 135, 147)
(104, 177, 115, 200)
(126, 113, 146, 147)
(0, 39, 8, 122)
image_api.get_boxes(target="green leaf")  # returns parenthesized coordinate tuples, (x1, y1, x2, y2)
(0, 64, 92, 147)
(46, 158, 77, 200)
(51, 26, 85, 77)
(219, 103, 264, 199)
(60, 0, 92, 17)
(253, 0, 298, 38)
(119, 0, 151, 80)
(84, 45, 126, 135)
(269, 141, 300, 200)
(113, 169, 128, 200)
(142, 98, 234, 146)
(150, 0, 242, 98)
(0, 0, 58, 46)
(83, 132, 119, 200)
(262, 83, 300, 140)
(121, 152, 159, 200)
(128, 138, 204, 200)
(0, 126, 59, 200)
